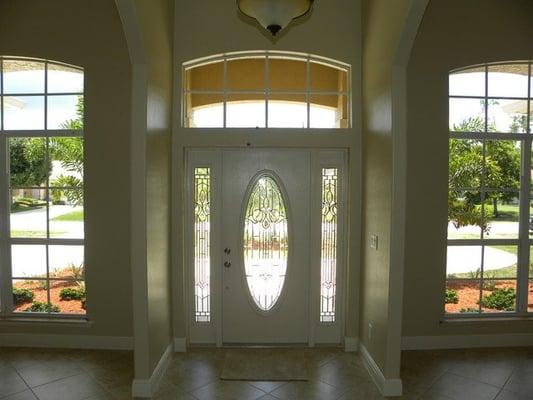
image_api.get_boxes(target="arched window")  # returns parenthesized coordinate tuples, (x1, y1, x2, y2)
(183, 51, 350, 129)
(0, 57, 85, 318)
(446, 62, 532, 317)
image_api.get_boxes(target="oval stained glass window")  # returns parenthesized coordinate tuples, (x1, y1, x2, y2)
(243, 175, 289, 312)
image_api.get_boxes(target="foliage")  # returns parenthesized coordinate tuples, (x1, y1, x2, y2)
(65, 263, 85, 281)
(50, 96, 84, 206)
(26, 302, 60, 313)
(445, 289, 459, 304)
(59, 287, 85, 301)
(460, 307, 481, 313)
(9, 138, 49, 187)
(480, 288, 516, 311)
(12, 288, 35, 305)
(11, 197, 46, 213)
(449, 117, 521, 231)
(9, 96, 84, 205)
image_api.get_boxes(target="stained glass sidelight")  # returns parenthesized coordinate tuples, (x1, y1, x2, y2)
(194, 168, 211, 322)
(320, 168, 338, 322)
(243, 175, 289, 311)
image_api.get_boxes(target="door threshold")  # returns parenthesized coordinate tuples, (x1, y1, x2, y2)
(222, 343, 309, 349)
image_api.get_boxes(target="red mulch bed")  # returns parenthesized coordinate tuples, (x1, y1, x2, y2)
(13, 279, 85, 315)
(446, 280, 518, 314)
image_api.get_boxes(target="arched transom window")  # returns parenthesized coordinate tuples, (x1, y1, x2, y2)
(183, 51, 350, 129)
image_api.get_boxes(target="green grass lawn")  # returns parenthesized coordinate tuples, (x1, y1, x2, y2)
(51, 210, 84, 222)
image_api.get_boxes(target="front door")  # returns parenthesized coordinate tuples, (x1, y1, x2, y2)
(221, 149, 310, 344)
(187, 148, 346, 346)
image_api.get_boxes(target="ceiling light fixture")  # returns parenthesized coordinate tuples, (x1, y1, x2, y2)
(237, 0, 315, 37)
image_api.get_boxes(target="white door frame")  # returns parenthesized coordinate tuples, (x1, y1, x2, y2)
(185, 148, 348, 347)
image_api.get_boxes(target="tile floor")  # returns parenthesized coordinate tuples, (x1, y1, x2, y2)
(0, 346, 532, 400)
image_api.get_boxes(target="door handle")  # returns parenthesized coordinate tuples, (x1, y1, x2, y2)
(224, 261, 231, 268)
(224, 248, 231, 255)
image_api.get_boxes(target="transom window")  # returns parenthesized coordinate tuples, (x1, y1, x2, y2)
(446, 62, 533, 317)
(183, 51, 350, 129)
(0, 57, 85, 318)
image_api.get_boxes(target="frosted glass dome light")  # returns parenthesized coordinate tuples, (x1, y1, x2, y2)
(237, 0, 314, 36)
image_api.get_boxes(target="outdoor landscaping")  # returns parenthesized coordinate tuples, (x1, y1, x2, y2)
(12, 265, 86, 314)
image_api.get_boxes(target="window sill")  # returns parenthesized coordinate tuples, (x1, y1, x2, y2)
(0, 316, 92, 328)
(441, 316, 533, 324)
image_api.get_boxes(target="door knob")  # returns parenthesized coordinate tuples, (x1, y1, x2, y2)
(224, 248, 231, 254)
(224, 261, 231, 268)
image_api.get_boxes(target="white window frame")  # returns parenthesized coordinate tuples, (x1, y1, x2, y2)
(446, 61, 533, 319)
(0, 56, 85, 320)
(182, 50, 352, 129)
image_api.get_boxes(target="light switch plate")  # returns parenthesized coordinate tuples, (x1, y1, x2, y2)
(370, 234, 378, 250)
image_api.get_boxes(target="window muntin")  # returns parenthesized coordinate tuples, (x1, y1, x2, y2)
(446, 62, 532, 317)
(183, 52, 351, 129)
(0, 57, 85, 317)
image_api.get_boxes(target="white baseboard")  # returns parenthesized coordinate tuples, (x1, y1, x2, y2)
(173, 337, 187, 352)
(132, 343, 173, 398)
(344, 337, 359, 352)
(402, 334, 533, 350)
(0, 334, 133, 350)
(360, 344, 403, 397)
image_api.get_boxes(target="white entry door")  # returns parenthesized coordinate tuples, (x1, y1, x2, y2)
(187, 149, 346, 346)
(221, 149, 310, 344)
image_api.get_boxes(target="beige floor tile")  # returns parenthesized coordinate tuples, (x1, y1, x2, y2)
(191, 380, 266, 400)
(0, 365, 29, 398)
(426, 372, 501, 400)
(153, 384, 198, 399)
(16, 359, 83, 388)
(248, 381, 287, 393)
(495, 390, 533, 400)
(503, 369, 533, 398)
(1, 390, 39, 400)
(31, 373, 109, 400)
(270, 380, 345, 400)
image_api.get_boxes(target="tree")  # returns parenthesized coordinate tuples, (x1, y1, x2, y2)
(9, 138, 49, 187)
(50, 96, 84, 206)
(449, 116, 521, 231)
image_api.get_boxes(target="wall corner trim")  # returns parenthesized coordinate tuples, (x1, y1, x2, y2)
(132, 343, 173, 398)
(402, 334, 533, 350)
(344, 337, 359, 352)
(360, 344, 403, 397)
(173, 337, 187, 353)
(0, 334, 133, 350)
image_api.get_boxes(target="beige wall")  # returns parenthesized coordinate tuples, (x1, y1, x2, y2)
(129, 0, 174, 377)
(404, 0, 533, 337)
(361, 0, 411, 377)
(173, 0, 363, 341)
(0, 0, 133, 338)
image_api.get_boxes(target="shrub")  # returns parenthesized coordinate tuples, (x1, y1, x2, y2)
(12, 288, 35, 305)
(81, 298, 86, 310)
(445, 289, 459, 304)
(59, 287, 85, 301)
(26, 302, 60, 313)
(460, 307, 480, 313)
(480, 288, 516, 311)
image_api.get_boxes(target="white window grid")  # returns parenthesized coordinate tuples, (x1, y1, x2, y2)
(446, 61, 533, 318)
(182, 50, 351, 129)
(0, 56, 85, 319)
